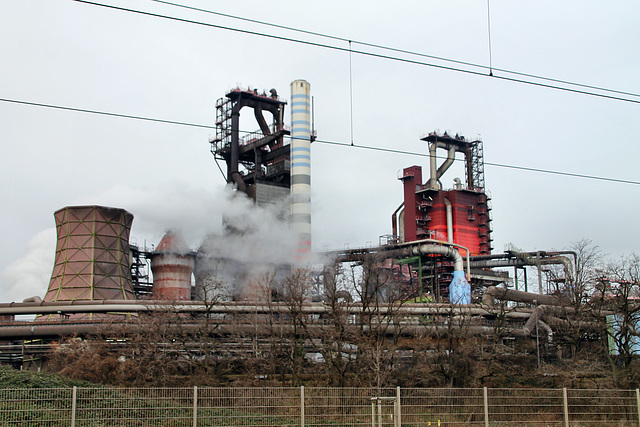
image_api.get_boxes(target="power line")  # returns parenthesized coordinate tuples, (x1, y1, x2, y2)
(0, 97, 214, 129)
(147, 0, 640, 99)
(315, 140, 640, 186)
(3, 96, 638, 186)
(68, 0, 640, 105)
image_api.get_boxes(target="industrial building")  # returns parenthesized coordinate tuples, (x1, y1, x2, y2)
(0, 81, 605, 371)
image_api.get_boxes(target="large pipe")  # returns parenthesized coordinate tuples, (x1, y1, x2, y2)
(428, 141, 438, 189)
(390, 239, 470, 279)
(482, 286, 563, 307)
(443, 198, 453, 243)
(391, 202, 404, 239)
(0, 322, 549, 340)
(470, 256, 574, 284)
(436, 147, 456, 182)
(399, 243, 469, 304)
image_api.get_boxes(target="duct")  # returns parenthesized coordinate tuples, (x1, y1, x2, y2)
(470, 255, 574, 284)
(229, 171, 247, 193)
(399, 244, 464, 273)
(443, 198, 453, 243)
(401, 243, 469, 304)
(436, 147, 456, 182)
(482, 286, 563, 307)
(0, 300, 539, 318)
(391, 202, 404, 239)
(389, 239, 471, 279)
(428, 142, 438, 189)
(543, 256, 574, 284)
(253, 106, 271, 136)
(0, 322, 541, 340)
(538, 320, 553, 343)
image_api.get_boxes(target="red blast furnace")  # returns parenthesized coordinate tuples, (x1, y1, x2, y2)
(395, 132, 492, 256)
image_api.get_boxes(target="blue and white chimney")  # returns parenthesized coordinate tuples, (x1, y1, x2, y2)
(290, 80, 312, 262)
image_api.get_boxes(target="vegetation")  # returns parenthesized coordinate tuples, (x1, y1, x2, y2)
(0, 364, 93, 389)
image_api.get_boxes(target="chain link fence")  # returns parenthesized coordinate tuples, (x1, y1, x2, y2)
(0, 386, 638, 426)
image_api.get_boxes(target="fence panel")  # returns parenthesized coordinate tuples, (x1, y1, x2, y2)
(566, 388, 638, 425)
(305, 387, 396, 426)
(75, 387, 193, 426)
(488, 388, 564, 426)
(198, 387, 300, 426)
(402, 388, 485, 426)
(0, 388, 72, 425)
(0, 386, 639, 426)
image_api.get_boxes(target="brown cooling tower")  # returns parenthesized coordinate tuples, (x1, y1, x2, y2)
(43, 206, 136, 304)
(150, 230, 195, 300)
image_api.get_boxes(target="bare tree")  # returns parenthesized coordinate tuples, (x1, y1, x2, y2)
(603, 255, 640, 371)
(316, 261, 358, 387)
(346, 253, 406, 388)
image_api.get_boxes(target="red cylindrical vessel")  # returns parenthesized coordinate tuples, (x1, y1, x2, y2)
(150, 231, 195, 300)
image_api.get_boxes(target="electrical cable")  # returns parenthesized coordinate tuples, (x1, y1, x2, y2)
(487, 0, 493, 77)
(2, 96, 638, 186)
(314, 140, 640, 186)
(0, 97, 214, 129)
(146, 0, 640, 99)
(68, 0, 640, 104)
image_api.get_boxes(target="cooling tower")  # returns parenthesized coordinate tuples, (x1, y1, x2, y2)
(290, 79, 312, 262)
(43, 205, 136, 304)
(150, 230, 195, 300)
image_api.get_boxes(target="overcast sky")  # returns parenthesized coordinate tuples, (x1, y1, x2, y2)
(1, 0, 639, 302)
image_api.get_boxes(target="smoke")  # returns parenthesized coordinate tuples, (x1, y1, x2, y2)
(0, 179, 310, 302)
(1, 228, 56, 302)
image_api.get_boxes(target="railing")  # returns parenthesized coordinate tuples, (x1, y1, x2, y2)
(0, 386, 638, 426)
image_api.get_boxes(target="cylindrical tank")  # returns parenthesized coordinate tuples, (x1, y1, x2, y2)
(290, 79, 312, 262)
(150, 230, 195, 300)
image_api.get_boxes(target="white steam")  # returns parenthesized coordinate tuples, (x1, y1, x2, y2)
(1, 179, 307, 302)
(1, 228, 56, 302)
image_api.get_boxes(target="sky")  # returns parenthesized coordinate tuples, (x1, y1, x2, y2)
(1, 0, 639, 302)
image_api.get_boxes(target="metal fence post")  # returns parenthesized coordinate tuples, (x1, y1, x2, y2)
(636, 388, 640, 425)
(562, 388, 569, 427)
(193, 386, 198, 427)
(71, 386, 77, 427)
(483, 387, 489, 427)
(301, 386, 305, 427)
(396, 387, 401, 427)
(371, 400, 375, 427)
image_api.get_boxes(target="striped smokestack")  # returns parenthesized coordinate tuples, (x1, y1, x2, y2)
(290, 80, 312, 262)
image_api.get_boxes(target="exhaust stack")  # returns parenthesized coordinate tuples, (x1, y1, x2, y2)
(290, 79, 312, 262)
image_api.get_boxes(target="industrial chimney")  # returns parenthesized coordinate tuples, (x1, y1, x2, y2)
(150, 230, 195, 300)
(290, 79, 312, 262)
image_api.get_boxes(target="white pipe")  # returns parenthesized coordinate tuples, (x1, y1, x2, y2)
(428, 142, 438, 189)
(436, 147, 456, 181)
(443, 198, 453, 244)
(391, 238, 470, 279)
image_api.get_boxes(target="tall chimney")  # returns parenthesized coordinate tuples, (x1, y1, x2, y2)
(290, 79, 312, 262)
